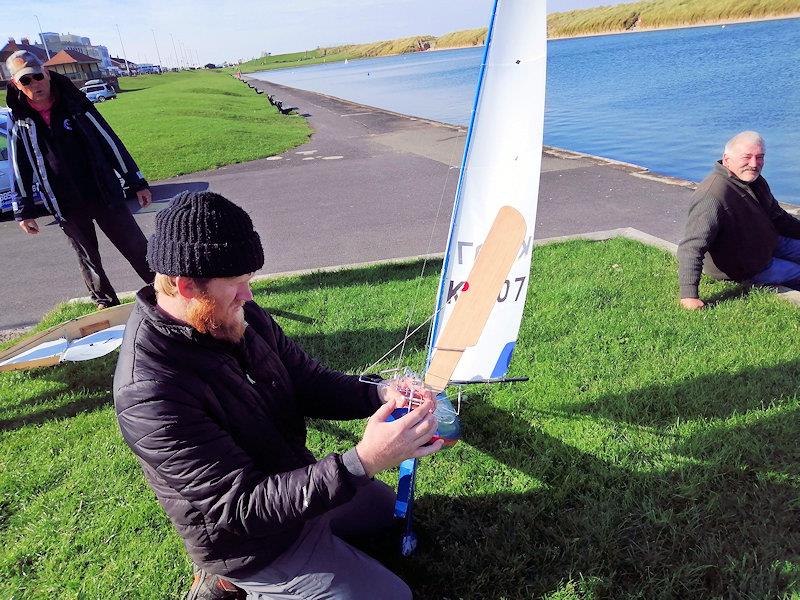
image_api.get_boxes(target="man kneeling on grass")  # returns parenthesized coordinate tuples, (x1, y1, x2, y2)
(114, 191, 442, 600)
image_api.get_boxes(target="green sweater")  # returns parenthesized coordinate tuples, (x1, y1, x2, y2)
(677, 162, 800, 298)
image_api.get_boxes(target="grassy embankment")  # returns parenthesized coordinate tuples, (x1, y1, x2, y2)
(1, 238, 798, 599)
(234, 32, 484, 74)
(235, 0, 800, 73)
(1, 70, 310, 181)
(547, 0, 800, 38)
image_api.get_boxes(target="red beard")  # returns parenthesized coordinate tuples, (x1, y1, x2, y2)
(185, 292, 246, 344)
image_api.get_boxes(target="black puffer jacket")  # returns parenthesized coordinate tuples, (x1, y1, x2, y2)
(114, 287, 381, 577)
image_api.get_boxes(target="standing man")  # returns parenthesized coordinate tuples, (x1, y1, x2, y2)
(678, 131, 800, 309)
(4, 50, 154, 309)
(114, 191, 442, 600)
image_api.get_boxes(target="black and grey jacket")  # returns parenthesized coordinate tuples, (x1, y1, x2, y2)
(4, 70, 147, 222)
(114, 287, 381, 577)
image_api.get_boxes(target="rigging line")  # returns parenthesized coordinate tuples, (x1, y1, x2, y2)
(362, 281, 464, 377)
(364, 314, 434, 376)
(395, 128, 466, 374)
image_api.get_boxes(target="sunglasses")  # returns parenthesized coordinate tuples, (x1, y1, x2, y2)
(18, 73, 45, 86)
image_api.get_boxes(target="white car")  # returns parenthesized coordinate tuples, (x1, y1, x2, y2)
(80, 82, 117, 103)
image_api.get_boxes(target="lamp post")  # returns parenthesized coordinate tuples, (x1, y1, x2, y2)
(169, 33, 180, 70)
(180, 41, 190, 68)
(115, 24, 131, 76)
(34, 15, 51, 60)
(151, 29, 163, 73)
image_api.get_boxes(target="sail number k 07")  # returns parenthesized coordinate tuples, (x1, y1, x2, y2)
(446, 276, 527, 304)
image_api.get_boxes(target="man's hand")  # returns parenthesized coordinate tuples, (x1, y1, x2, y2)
(356, 395, 444, 478)
(19, 219, 39, 235)
(377, 376, 433, 409)
(680, 297, 705, 310)
(136, 188, 152, 208)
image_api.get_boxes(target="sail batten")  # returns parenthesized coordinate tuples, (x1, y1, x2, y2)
(426, 0, 547, 383)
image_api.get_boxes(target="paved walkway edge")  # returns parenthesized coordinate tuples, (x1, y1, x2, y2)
(7, 228, 796, 342)
(64, 227, 800, 307)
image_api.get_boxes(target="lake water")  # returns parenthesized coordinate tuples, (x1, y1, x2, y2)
(253, 18, 800, 204)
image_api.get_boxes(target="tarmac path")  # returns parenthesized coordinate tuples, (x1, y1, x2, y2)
(0, 77, 698, 331)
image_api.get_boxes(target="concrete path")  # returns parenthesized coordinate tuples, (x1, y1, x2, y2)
(0, 77, 701, 330)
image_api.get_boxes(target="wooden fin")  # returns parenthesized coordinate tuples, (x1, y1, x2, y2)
(424, 206, 527, 392)
(0, 303, 133, 372)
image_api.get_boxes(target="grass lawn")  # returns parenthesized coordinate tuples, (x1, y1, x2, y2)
(100, 71, 310, 181)
(0, 238, 798, 599)
(2, 70, 310, 182)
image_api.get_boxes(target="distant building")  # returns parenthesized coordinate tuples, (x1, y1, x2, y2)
(1, 37, 119, 91)
(44, 49, 104, 88)
(110, 56, 137, 74)
(39, 32, 113, 72)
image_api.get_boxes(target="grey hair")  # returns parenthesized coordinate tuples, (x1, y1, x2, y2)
(724, 131, 765, 155)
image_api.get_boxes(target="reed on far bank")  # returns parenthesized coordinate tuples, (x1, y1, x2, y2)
(234, 0, 800, 74)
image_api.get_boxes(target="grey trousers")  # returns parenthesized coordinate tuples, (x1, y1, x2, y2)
(228, 480, 412, 600)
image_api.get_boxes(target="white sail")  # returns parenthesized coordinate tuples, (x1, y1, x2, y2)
(427, 0, 546, 382)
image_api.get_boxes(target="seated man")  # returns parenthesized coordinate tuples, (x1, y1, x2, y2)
(678, 131, 800, 309)
(114, 191, 442, 599)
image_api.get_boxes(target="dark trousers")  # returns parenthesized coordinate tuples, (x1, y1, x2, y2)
(59, 201, 154, 307)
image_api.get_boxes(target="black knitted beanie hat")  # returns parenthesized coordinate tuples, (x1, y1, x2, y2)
(147, 191, 264, 277)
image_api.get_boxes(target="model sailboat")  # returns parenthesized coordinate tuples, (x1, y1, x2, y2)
(380, 0, 547, 554)
(0, 303, 133, 372)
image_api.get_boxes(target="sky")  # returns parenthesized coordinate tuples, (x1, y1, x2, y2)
(0, 0, 615, 67)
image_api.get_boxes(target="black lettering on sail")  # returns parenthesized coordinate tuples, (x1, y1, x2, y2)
(514, 276, 527, 300)
(497, 280, 510, 302)
(446, 280, 463, 303)
(518, 235, 532, 259)
(457, 241, 473, 265)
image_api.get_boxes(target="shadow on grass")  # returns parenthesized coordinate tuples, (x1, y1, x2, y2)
(0, 394, 110, 431)
(0, 357, 116, 432)
(394, 381, 800, 599)
(308, 420, 360, 446)
(561, 360, 800, 426)
(291, 324, 427, 375)
(703, 283, 752, 306)
(267, 308, 315, 325)
(254, 259, 439, 295)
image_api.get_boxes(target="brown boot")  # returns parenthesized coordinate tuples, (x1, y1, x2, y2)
(184, 567, 246, 600)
